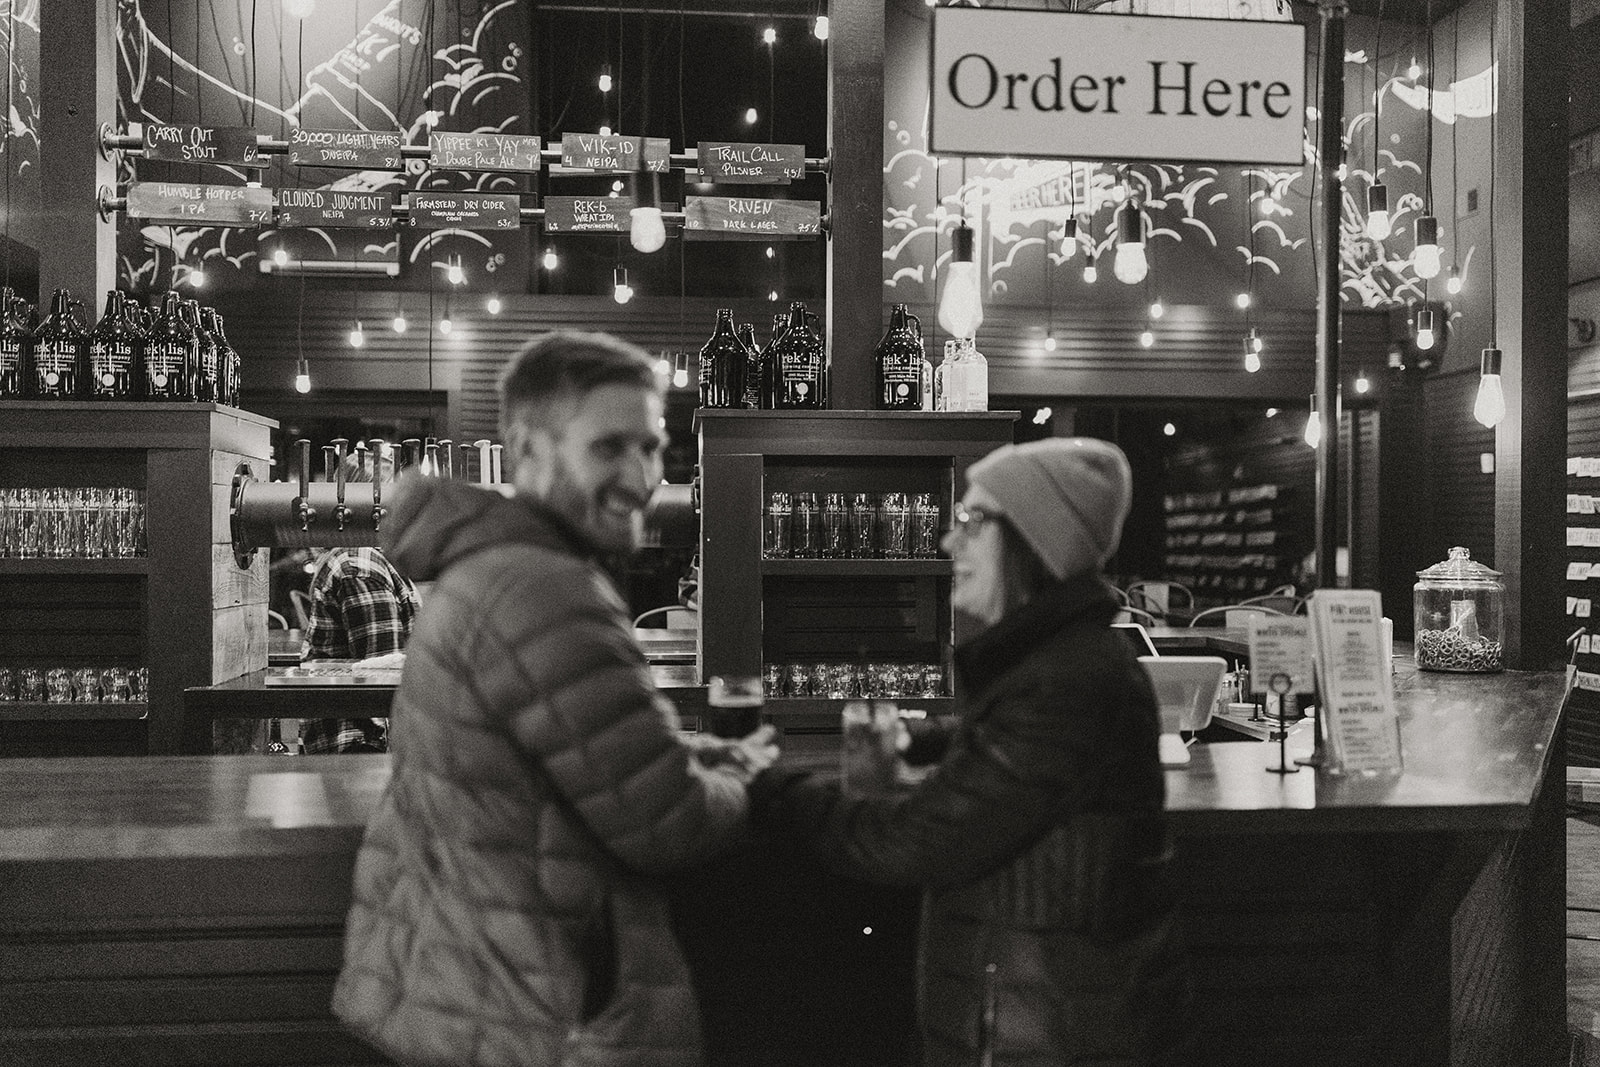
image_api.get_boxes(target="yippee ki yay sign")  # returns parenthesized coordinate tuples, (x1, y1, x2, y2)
(931, 9, 1306, 165)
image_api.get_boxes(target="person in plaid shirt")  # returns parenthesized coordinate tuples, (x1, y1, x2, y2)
(301, 453, 420, 754)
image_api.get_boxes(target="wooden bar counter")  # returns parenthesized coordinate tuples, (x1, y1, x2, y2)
(2, 656, 1567, 1066)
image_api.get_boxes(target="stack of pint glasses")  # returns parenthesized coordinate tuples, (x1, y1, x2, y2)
(763, 491, 941, 559)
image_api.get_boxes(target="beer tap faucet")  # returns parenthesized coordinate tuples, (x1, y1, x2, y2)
(473, 440, 492, 485)
(438, 439, 455, 479)
(354, 439, 370, 480)
(424, 440, 440, 477)
(368, 437, 388, 532)
(402, 438, 422, 473)
(330, 438, 353, 531)
(321, 445, 339, 484)
(490, 443, 504, 485)
(294, 439, 316, 532)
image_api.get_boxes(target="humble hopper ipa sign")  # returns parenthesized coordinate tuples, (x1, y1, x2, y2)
(930, 9, 1306, 165)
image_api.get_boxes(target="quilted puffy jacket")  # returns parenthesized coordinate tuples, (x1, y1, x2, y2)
(332, 475, 748, 1067)
(752, 573, 1190, 1066)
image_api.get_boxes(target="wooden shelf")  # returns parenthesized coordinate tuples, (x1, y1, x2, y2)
(0, 701, 149, 722)
(765, 696, 954, 713)
(0, 558, 148, 575)
(761, 558, 951, 577)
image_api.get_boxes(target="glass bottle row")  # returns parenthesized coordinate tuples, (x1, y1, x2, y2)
(764, 491, 941, 559)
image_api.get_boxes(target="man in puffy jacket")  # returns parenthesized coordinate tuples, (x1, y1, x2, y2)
(333, 331, 776, 1067)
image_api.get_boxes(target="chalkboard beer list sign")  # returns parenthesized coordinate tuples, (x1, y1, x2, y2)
(684, 197, 821, 239)
(696, 142, 806, 184)
(278, 189, 395, 228)
(428, 133, 543, 173)
(543, 196, 635, 233)
(143, 124, 266, 168)
(288, 128, 404, 169)
(404, 192, 522, 230)
(560, 133, 671, 173)
(125, 182, 275, 225)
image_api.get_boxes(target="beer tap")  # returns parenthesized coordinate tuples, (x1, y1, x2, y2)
(354, 439, 370, 479)
(424, 440, 440, 477)
(490, 443, 504, 485)
(473, 440, 492, 485)
(294, 439, 316, 531)
(330, 438, 353, 531)
(321, 445, 339, 484)
(402, 438, 422, 472)
(438, 439, 455, 479)
(368, 437, 388, 532)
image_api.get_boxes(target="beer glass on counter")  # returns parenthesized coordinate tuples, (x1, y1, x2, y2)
(706, 675, 764, 738)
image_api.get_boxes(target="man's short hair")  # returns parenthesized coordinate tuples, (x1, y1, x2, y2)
(498, 331, 662, 441)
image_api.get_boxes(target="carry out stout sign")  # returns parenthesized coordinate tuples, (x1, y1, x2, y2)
(930, 9, 1306, 165)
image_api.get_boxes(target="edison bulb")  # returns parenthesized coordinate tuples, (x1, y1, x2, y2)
(1245, 350, 1261, 373)
(348, 323, 365, 348)
(1082, 260, 1098, 284)
(813, 15, 829, 39)
(598, 72, 613, 93)
(543, 248, 558, 270)
(294, 371, 312, 393)
(447, 262, 464, 285)
(486, 296, 502, 315)
(1149, 301, 1164, 320)
(1303, 411, 1322, 449)
(744, 107, 759, 125)
(1355, 375, 1371, 394)
(190, 269, 206, 288)
(672, 365, 689, 389)
(272, 248, 289, 266)
(1162, 422, 1176, 437)
(1474, 373, 1505, 428)
(1446, 268, 1462, 295)
(1414, 243, 1441, 279)
(392, 315, 408, 333)
(765, 246, 775, 259)
(629, 206, 666, 253)
(1112, 242, 1148, 284)
(1235, 291, 1252, 310)
(1366, 208, 1392, 240)
(613, 281, 633, 305)
(1139, 329, 1155, 348)
(439, 317, 453, 334)
(762, 26, 776, 44)
(1415, 324, 1436, 350)
(1261, 196, 1277, 215)
(1043, 336, 1057, 352)
(1266, 407, 1279, 418)
(599, 125, 612, 136)
(937, 259, 983, 338)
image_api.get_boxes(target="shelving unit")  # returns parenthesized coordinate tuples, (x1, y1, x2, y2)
(0, 401, 275, 756)
(697, 410, 1015, 725)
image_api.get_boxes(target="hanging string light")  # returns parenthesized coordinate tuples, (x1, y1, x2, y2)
(613, 265, 634, 305)
(1474, 2, 1504, 429)
(1303, 392, 1322, 448)
(1446, 8, 1463, 295)
(1413, 0, 1440, 279)
(1113, 197, 1148, 284)
(1366, 0, 1392, 241)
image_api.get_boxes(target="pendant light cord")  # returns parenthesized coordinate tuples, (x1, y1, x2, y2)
(1373, 0, 1384, 178)
(1487, 0, 1496, 344)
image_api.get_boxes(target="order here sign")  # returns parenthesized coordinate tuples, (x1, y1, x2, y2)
(930, 9, 1306, 166)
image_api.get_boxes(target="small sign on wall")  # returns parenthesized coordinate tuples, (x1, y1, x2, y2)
(930, 9, 1307, 165)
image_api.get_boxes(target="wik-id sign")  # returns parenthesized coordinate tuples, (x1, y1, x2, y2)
(930, 10, 1306, 165)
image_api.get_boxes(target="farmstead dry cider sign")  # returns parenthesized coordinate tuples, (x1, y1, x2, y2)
(930, 10, 1306, 165)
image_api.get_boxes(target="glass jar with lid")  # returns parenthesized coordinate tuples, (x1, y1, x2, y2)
(1413, 546, 1504, 672)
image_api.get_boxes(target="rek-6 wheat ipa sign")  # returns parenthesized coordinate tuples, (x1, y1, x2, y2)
(930, 10, 1306, 165)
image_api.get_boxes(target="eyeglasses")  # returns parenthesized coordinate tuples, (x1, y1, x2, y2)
(948, 503, 1001, 537)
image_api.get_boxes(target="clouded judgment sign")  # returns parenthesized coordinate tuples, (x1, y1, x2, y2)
(930, 9, 1306, 166)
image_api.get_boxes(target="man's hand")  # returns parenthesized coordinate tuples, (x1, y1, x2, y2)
(688, 724, 780, 784)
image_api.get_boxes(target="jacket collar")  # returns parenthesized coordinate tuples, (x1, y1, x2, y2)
(954, 572, 1121, 695)
(382, 474, 600, 581)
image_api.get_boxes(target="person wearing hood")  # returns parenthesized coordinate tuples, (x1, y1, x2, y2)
(333, 331, 777, 1067)
(750, 438, 1190, 1066)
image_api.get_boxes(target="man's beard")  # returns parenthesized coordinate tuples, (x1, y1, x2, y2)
(543, 457, 643, 555)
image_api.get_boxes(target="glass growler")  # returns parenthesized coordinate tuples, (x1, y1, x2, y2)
(0, 287, 28, 398)
(144, 291, 196, 401)
(203, 308, 238, 407)
(31, 288, 86, 399)
(771, 301, 825, 409)
(697, 308, 747, 409)
(181, 300, 219, 403)
(875, 303, 925, 410)
(735, 322, 759, 409)
(86, 290, 140, 400)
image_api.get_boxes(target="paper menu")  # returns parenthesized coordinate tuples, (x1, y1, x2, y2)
(1307, 590, 1403, 776)
(1245, 616, 1314, 695)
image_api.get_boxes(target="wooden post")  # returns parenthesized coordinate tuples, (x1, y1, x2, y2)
(1494, 0, 1568, 673)
(825, 0, 885, 411)
(37, 0, 117, 303)
(1314, 0, 1347, 591)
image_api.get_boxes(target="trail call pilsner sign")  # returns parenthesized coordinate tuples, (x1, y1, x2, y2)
(930, 10, 1306, 165)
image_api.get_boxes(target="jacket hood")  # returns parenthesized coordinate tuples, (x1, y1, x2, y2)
(381, 473, 592, 581)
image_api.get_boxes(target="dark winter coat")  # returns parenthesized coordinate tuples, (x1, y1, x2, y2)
(751, 573, 1189, 1066)
(332, 476, 748, 1067)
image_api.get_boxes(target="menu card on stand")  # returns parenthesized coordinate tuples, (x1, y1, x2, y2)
(1306, 590, 1403, 776)
(1245, 615, 1314, 698)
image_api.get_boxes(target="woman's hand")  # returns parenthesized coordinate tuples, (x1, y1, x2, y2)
(689, 724, 781, 784)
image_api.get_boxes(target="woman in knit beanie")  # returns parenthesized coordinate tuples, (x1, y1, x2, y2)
(751, 438, 1189, 1066)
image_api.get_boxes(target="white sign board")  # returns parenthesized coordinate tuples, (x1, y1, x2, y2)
(1307, 590, 1404, 776)
(930, 10, 1307, 165)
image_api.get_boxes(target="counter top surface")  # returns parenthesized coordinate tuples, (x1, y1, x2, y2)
(26, 656, 1564, 861)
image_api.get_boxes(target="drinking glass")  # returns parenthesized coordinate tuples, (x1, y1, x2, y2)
(841, 701, 900, 797)
(918, 663, 946, 698)
(806, 662, 830, 697)
(44, 668, 72, 702)
(785, 663, 810, 697)
(763, 492, 793, 559)
(849, 493, 879, 558)
(821, 662, 853, 699)
(706, 675, 764, 739)
(0, 489, 11, 557)
(791, 492, 821, 558)
(0, 667, 15, 701)
(880, 493, 911, 559)
(911, 493, 941, 558)
(821, 493, 850, 559)
(107, 488, 137, 558)
(17, 668, 45, 702)
(42, 488, 70, 559)
(13, 489, 41, 558)
(129, 666, 149, 703)
(71, 667, 100, 702)
(79, 488, 107, 558)
(100, 667, 131, 703)
(133, 489, 149, 557)
(761, 662, 785, 697)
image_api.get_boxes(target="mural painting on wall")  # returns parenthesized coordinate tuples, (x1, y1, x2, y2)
(883, 7, 1495, 341)
(116, 0, 529, 294)
(0, 2, 41, 257)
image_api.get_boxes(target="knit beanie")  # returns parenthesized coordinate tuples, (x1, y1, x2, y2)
(967, 438, 1133, 580)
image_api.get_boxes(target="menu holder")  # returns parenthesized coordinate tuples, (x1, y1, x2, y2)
(559, 133, 671, 173)
(1245, 614, 1314, 774)
(683, 196, 822, 240)
(1306, 590, 1403, 777)
(143, 124, 267, 169)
